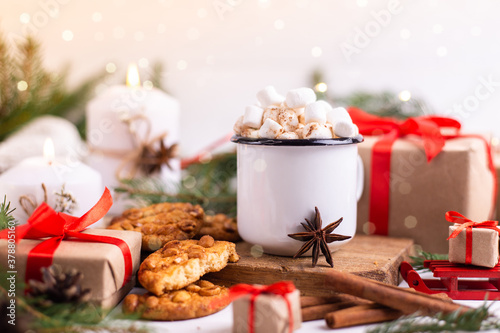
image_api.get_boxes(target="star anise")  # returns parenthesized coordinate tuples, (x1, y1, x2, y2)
(140, 140, 178, 175)
(287, 207, 351, 268)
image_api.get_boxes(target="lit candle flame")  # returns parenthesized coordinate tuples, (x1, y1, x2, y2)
(126, 63, 141, 88)
(43, 138, 55, 165)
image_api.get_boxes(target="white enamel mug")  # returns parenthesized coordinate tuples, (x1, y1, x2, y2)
(232, 135, 364, 256)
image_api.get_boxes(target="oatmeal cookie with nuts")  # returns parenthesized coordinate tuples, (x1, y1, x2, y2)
(107, 202, 204, 252)
(123, 280, 229, 320)
(138, 235, 239, 295)
(195, 214, 241, 242)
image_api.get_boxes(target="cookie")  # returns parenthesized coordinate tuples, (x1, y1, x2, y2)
(138, 236, 239, 295)
(123, 280, 230, 320)
(195, 214, 241, 242)
(107, 202, 204, 251)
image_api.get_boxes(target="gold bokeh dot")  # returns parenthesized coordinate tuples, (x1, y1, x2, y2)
(404, 215, 418, 229)
(362, 221, 376, 235)
(17, 81, 28, 91)
(399, 182, 412, 195)
(250, 245, 264, 258)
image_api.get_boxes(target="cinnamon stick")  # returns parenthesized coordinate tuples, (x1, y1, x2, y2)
(324, 270, 470, 316)
(300, 294, 370, 308)
(325, 304, 403, 329)
(301, 301, 359, 322)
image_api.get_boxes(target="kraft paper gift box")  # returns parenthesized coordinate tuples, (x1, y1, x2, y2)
(356, 136, 496, 254)
(232, 288, 301, 333)
(448, 225, 499, 268)
(0, 229, 141, 308)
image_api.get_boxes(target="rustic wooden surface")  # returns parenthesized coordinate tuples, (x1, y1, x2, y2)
(206, 234, 414, 296)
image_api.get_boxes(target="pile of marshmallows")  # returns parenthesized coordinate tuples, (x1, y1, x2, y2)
(234, 86, 359, 139)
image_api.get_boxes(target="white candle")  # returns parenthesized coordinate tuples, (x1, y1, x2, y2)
(0, 138, 104, 226)
(86, 64, 180, 215)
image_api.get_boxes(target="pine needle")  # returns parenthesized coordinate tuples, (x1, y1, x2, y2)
(0, 271, 150, 333)
(310, 68, 430, 118)
(116, 152, 237, 216)
(369, 303, 499, 333)
(0, 32, 16, 117)
(410, 250, 448, 271)
(0, 32, 106, 141)
(0, 196, 16, 231)
(148, 61, 166, 93)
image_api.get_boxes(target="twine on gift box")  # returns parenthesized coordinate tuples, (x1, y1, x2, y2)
(88, 113, 178, 180)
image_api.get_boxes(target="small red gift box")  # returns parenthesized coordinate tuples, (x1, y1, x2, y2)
(230, 282, 302, 333)
(447, 211, 500, 268)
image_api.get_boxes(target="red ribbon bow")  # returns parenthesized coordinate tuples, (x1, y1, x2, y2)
(446, 211, 500, 265)
(0, 188, 133, 287)
(349, 107, 461, 161)
(228, 281, 296, 333)
(349, 107, 496, 236)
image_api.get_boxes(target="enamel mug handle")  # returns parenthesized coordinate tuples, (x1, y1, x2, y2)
(356, 155, 364, 201)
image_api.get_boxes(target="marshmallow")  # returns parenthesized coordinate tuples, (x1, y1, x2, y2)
(241, 127, 260, 138)
(296, 123, 305, 138)
(326, 123, 334, 137)
(233, 115, 244, 135)
(262, 106, 280, 123)
(256, 86, 285, 108)
(334, 120, 357, 138)
(315, 100, 334, 112)
(243, 105, 265, 129)
(304, 101, 327, 124)
(259, 118, 284, 139)
(277, 131, 299, 140)
(278, 109, 299, 132)
(294, 107, 305, 116)
(326, 106, 352, 126)
(285, 87, 317, 108)
(302, 122, 333, 139)
(298, 113, 305, 125)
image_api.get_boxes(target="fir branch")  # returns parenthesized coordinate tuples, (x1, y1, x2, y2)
(148, 61, 165, 92)
(0, 283, 50, 321)
(368, 303, 499, 333)
(0, 32, 106, 141)
(0, 270, 150, 333)
(410, 250, 448, 271)
(116, 152, 237, 216)
(30, 302, 150, 333)
(19, 36, 44, 106)
(311, 68, 327, 101)
(0, 32, 16, 117)
(0, 196, 16, 230)
(36, 324, 149, 333)
(310, 68, 430, 119)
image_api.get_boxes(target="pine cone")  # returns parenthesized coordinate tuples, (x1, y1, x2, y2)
(28, 264, 91, 306)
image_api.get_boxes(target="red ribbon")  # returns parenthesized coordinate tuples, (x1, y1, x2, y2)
(0, 188, 133, 287)
(227, 281, 296, 333)
(349, 107, 497, 235)
(446, 211, 500, 265)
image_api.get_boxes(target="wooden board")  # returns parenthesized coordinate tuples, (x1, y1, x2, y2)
(206, 234, 414, 296)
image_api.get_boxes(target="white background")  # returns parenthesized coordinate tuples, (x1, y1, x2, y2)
(2, 0, 500, 155)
